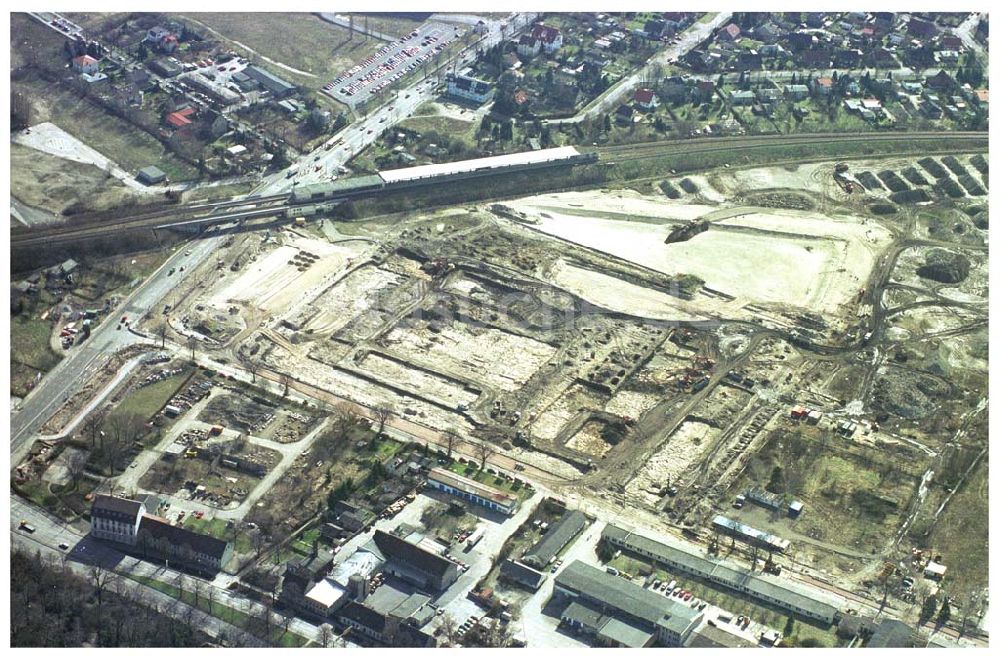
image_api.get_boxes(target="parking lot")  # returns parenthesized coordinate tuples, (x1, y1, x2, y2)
(324, 22, 461, 107)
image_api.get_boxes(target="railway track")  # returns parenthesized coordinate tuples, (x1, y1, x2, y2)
(11, 131, 986, 250)
(594, 131, 987, 163)
(10, 193, 290, 248)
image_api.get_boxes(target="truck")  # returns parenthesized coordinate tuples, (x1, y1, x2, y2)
(285, 166, 299, 179)
(19, 520, 36, 533)
(465, 527, 484, 550)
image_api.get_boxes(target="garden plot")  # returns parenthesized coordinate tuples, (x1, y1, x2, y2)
(625, 420, 721, 506)
(298, 266, 406, 336)
(209, 236, 360, 316)
(525, 193, 886, 315)
(355, 352, 479, 409)
(380, 319, 557, 392)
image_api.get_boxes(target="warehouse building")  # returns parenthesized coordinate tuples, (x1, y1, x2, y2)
(136, 515, 233, 575)
(245, 65, 296, 99)
(553, 560, 703, 647)
(522, 510, 588, 569)
(500, 558, 547, 591)
(602, 524, 843, 624)
(425, 467, 519, 515)
(371, 529, 459, 591)
(712, 515, 790, 553)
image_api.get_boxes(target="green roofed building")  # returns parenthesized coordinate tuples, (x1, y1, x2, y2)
(137, 165, 167, 185)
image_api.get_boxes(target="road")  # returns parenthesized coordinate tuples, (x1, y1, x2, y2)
(953, 13, 986, 59)
(544, 12, 732, 125)
(268, 13, 536, 194)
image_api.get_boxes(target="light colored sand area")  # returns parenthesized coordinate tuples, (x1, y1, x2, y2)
(381, 323, 556, 392)
(518, 191, 888, 314)
(626, 420, 720, 505)
(211, 236, 361, 315)
(565, 421, 612, 458)
(356, 353, 479, 408)
(302, 266, 405, 336)
(547, 260, 710, 321)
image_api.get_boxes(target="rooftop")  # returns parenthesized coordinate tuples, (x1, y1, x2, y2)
(426, 467, 517, 507)
(378, 147, 580, 185)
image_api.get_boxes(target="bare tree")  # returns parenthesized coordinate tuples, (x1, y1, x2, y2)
(443, 429, 459, 459)
(89, 564, 112, 607)
(373, 403, 394, 439)
(105, 412, 144, 471)
(250, 527, 267, 559)
(476, 441, 496, 472)
(242, 357, 259, 383)
(155, 321, 168, 349)
(280, 373, 291, 397)
(82, 408, 107, 450)
(187, 334, 198, 362)
(318, 623, 334, 647)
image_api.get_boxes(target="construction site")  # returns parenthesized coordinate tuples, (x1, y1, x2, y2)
(13, 143, 987, 645)
(128, 146, 983, 582)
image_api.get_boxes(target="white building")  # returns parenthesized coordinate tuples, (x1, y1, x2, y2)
(90, 495, 145, 546)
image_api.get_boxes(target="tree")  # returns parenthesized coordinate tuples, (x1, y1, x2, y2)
(11, 91, 33, 131)
(82, 409, 107, 450)
(318, 623, 334, 647)
(937, 597, 952, 627)
(443, 429, 459, 459)
(89, 564, 112, 607)
(242, 356, 259, 383)
(373, 403, 394, 439)
(187, 334, 197, 362)
(919, 593, 939, 625)
(280, 373, 291, 397)
(475, 441, 495, 472)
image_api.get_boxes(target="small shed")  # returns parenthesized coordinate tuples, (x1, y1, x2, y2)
(788, 500, 804, 517)
(137, 165, 167, 185)
(924, 561, 947, 581)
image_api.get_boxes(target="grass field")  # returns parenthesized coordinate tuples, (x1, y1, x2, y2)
(13, 77, 198, 181)
(926, 456, 988, 598)
(179, 13, 384, 91)
(10, 144, 141, 216)
(350, 13, 428, 38)
(129, 575, 308, 646)
(109, 369, 194, 424)
(11, 315, 61, 398)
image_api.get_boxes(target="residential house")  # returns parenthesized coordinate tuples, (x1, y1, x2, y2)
(371, 529, 459, 592)
(739, 50, 763, 70)
(71, 54, 99, 75)
(938, 33, 963, 51)
(754, 22, 781, 44)
(901, 81, 924, 95)
(801, 49, 832, 68)
(633, 87, 659, 111)
(971, 88, 988, 109)
(759, 43, 785, 57)
(729, 90, 755, 106)
(935, 50, 960, 64)
(787, 31, 815, 51)
(811, 76, 835, 96)
(718, 23, 741, 42)
(532, 24, 563, 53)
(925, 70, 956, 92)
(696, 79, 716, 102)
(446, 73, 495, 105)
(516, 33, 542, 58)
(90, 495, 145, 546)
(920, 97, 943, 119)
(907, 16, 937, 39)
(784, 84, 810, 100)
(614, 103, 635, 124)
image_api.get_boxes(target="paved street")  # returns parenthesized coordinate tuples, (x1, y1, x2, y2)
(545, 12, 732, 125)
